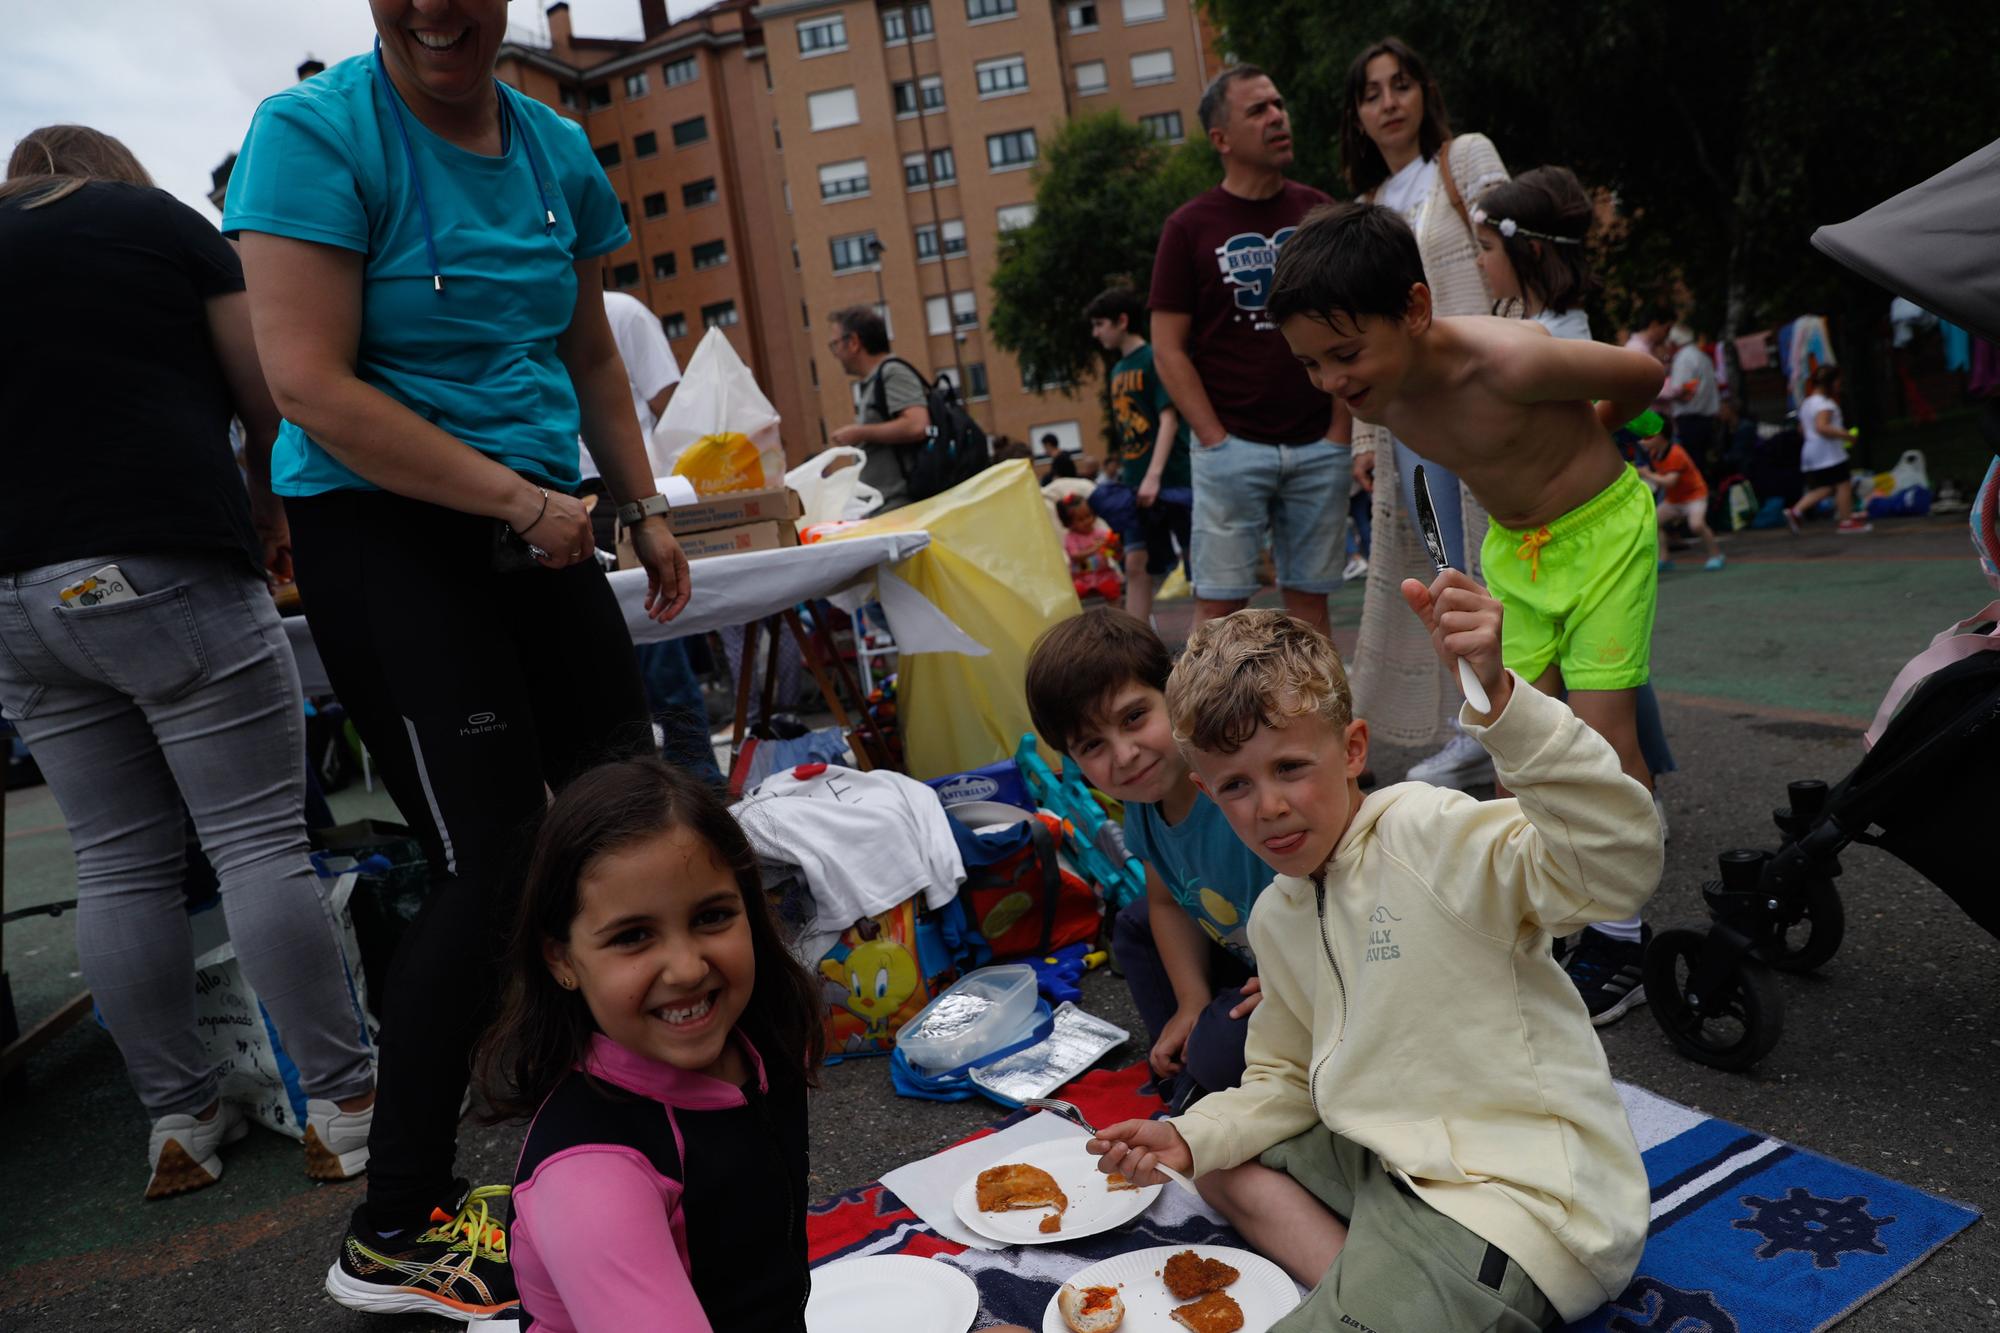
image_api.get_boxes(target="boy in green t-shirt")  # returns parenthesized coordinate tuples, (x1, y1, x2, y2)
(1086, 287, 1194, 624)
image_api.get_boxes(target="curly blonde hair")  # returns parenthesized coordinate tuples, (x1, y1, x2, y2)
(1166, 610, 1353, 755)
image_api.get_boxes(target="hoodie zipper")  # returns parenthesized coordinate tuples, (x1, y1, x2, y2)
(1307, 879, 1347, 1115)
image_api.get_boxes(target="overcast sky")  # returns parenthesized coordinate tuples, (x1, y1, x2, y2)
(1, 1, 715, 218)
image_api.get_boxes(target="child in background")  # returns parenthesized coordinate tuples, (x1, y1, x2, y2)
(476, 759, 824, 1333)
(1084, 286, 1195, 624)
(1026, 609, 1274, 1112)
(1089, 592, 1657, 1331)
(1639, 428, 1724, 570)
(1788, 364, 1870, 534)
(1060, 494, 1125, 603)
(1272, 200, 1669, 1024)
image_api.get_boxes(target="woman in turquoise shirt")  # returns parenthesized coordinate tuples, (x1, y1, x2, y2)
(224, 2, 689, 1317)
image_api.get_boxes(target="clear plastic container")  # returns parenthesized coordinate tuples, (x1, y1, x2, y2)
(895, 964, 1039, 1072)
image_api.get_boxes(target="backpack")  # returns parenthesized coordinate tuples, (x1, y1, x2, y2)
(952, 812, 1102, 962)
(871, 356, 990, 501)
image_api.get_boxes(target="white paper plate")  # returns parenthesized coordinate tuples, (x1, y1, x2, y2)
(807, 1253, 979, 1333)
(952, 1135, 1163, 1245)
(1040, 1244, 1300, 1333)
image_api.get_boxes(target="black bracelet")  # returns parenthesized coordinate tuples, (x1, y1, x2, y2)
(517, 487, 551, 536)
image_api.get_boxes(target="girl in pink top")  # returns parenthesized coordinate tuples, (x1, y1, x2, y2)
(478, 758, 825, 1331)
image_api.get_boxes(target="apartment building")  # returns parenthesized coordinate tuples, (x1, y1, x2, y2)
(496, 0, 1215, 461)
(757, 0, 1215, 455)
(496, 0, 819, 461)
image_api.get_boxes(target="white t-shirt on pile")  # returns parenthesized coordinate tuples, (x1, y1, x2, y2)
(1376, 154, 1439, 228)
(732, 764, 965, 964)
(1798, 392, 1848, 472)
(577, 290, 684, 482)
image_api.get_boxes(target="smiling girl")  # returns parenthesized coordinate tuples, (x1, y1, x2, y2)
(475, 759, 824, 1332)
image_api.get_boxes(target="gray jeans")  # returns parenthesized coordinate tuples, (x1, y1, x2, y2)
(0, 552, 374, 1118)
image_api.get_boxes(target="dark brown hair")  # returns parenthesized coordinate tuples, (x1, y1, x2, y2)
(1475, 166, 1601, 317)
(1268, 202, 1426, 331)
(3, 125, 154, 209)
(828, 304, 889, 355)
(1808, 363, 1842, 393)
(477, 759, 822, 1119)
(1340, 38, 1452, 196)
(1025, 608, 1172, 757)
(1197, 63, 1269, 134)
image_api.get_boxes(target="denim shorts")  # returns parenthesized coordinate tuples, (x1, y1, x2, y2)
(1190, 435, 1351, 599)
(1090, 482, 1193, 577)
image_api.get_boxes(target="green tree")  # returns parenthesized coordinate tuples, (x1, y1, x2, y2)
(1201, 0, 2000, 443)
(987, 113, 1220, 400)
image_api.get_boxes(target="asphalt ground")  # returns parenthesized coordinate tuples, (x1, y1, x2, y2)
(3, 515, 1996, 1330)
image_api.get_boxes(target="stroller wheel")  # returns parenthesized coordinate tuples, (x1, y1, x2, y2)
(1646, 928, 1785, 1071)
(1749, 875, 1845, 974)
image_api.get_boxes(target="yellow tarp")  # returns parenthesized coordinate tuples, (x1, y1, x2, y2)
(834, 460, 1081, 779)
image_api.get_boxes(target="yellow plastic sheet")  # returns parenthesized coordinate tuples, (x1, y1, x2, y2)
(834, 460, 1081, 779)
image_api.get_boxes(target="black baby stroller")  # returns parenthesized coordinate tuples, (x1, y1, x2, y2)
(1644, 135, 2000, 1070)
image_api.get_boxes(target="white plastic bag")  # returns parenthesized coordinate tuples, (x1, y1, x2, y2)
(1891, 449, 1930, 493)
(649, 328, 785, 494)
(787, 446, 883, 527)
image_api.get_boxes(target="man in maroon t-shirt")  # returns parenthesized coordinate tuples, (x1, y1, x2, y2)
(1151, 65, 1352, 633)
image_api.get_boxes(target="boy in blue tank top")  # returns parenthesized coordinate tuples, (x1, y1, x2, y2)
(1026, 609, 1273, 1111)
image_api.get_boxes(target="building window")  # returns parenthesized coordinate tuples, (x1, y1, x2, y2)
(611, 262, 640, 289)
(1030, 420, 1083, 451)
(925, 296, 951, 335)
(819, 158, 871, 201)
(914, 219, 967, 260)
(975, 55, 1029, 98)
(807, 87, 860, 132)
(892, 75, 945, 116)
(1140, 110, 1185, 142)
(797, 14, 847, 54)
(792, 242, 801, 269)
(593, 141, 621, 167)
(672, 116, 708, 147)
(882, 3, 934, 44)
(904, 147, 956, 189)
(1129, 49, 1175, 86)
(1066, 1, 1099, 30)
(1122, 0, 1165, 21)
(653, 252, 678, 280)
(642, 191, 667, 218)
(1074, 60, 1108, 95)
(966, 0, 1017, 21)
(633, 131, 658, 158)
(663, 312, 688, 339)
(692, 240, 729, 270)
(586, 83, 612, 109)
(810, 358, 820, 387)
(933, 290, 977, 328)
(683, 177, 718, 207)
(624, 71, 650, 99)
(996, 202, 1037, 231)
(618, 201, 630, 226)
(783, 181, 793, 212)
(966, 361, 990, 399)
(702, 300, 739, 329)
(986, 128, 1038, 170)
(663, 55, 698, 87)
(830, 231, 877, 273)
(559, 86, 580, 110)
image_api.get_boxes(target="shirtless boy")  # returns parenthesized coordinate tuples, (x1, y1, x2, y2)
(1266, 201, 1665, 789)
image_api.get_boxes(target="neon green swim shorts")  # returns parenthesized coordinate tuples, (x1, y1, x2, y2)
(1481, 465, 1657, 691)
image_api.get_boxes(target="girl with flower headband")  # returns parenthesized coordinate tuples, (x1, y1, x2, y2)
(1470, 166, 1601, 340)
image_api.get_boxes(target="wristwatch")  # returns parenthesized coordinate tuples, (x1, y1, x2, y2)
(616, 492, 674, 527)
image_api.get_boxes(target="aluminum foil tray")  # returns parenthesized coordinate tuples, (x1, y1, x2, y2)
(968, 1002, 1129, 1107)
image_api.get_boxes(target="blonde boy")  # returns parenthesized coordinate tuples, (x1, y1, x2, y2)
(1090, 575, 1658, 1331)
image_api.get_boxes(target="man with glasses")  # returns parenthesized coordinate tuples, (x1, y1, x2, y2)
(827, 306, 930, 513)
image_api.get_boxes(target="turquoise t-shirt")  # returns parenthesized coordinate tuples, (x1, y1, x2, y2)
(1123, 792, 1274, 965)
(222, 52, 629, 496)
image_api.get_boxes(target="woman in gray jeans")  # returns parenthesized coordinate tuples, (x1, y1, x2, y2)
(0, 127, 375, 1198)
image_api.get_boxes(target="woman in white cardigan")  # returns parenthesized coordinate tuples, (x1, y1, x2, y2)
(1340, 37, 1510, 785)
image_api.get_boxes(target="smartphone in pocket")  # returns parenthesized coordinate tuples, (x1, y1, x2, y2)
(57, 564, 141, 608)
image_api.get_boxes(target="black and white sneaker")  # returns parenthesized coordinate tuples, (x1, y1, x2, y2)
(1564, 924, 1652, 1027)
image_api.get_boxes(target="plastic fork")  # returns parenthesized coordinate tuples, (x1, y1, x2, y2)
(1022, 1097, 1200, 1195)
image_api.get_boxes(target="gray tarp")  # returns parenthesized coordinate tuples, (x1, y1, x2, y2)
(1811, 137, 2000, 343)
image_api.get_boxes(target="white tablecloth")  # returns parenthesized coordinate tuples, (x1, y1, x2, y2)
(282, 530, 973, 697)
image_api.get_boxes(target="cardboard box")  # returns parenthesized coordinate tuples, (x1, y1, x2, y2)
(666, 486, 803, 535)
(617, 518, 791, 568)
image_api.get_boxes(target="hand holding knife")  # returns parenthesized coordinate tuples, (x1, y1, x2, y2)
(1411, 464, 1494, 715)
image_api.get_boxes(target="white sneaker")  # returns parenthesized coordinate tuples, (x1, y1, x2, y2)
(1406, 731, 1494, 790)
(1343, 554, 1369, 581)
(305, 1097, 373, 1181)
(146, 1099, 248, 1200)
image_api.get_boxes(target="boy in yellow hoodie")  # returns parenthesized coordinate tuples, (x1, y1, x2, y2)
(1089, 572, 1658, 1331)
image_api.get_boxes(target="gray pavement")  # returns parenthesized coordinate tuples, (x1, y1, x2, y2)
(3, 516, 1996, 1329)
